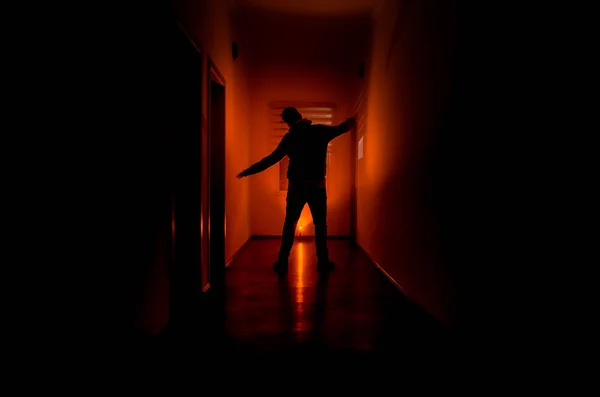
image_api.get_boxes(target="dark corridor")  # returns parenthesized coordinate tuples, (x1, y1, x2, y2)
(85, 0, 523, 380)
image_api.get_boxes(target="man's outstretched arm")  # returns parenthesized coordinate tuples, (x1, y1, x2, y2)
(237, 135, 289, 178)
(323, 117, 357, 142)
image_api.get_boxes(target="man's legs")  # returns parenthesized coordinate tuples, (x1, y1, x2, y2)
(307, 185, 331, 269)
(277, 185, 306, 265)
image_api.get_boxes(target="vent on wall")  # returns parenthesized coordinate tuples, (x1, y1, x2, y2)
(269, 102, 335, 191)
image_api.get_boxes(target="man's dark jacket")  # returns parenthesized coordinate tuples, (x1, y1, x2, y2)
(242, 119, 352, 182)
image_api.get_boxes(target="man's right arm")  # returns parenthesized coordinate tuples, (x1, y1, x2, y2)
(324, 117, 356, 141)
(237, 134, 290, 178)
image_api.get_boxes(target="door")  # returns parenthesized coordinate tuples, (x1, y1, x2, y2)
(169, 23, 203, 323)
(351, 87, 367, 243)
(207, 60, 226, 289)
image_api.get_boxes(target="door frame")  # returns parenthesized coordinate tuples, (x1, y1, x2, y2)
(350, 86, 365, 244)
(168, 21, 204, 324)
(206, 58, 226, 290)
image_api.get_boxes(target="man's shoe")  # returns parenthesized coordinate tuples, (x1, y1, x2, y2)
(273, 260, 288, 275)
(317, 260, 335, 273)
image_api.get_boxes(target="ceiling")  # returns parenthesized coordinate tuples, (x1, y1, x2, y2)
(234, 0, 379, 16)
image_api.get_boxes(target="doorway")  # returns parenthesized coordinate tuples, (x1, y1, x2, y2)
(351, 87, 366, 244)
(207, 60, 226, 290)
(169, 23, 203, 322)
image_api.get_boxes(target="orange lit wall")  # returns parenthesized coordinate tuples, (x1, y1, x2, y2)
(173, 0, 252, 265)
(357, 0, 458, 327)
(247, 68, 357, 236)
(235, 8, 370, 237)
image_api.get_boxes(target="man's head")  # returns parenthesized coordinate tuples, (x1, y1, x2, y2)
(281, 107, 302, 127)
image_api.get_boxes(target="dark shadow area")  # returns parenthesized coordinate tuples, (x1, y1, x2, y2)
(67, 0, 533, 378)
(233, 5, 371, 69)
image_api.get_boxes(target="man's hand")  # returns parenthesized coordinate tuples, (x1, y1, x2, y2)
(345, 117, 357, 130)
(236, 170, 247, 179)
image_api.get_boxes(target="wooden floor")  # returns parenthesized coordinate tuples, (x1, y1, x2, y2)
(152, 238, 450, 371)
(227, 237, 447, 349)
(129, 237, 455, 382)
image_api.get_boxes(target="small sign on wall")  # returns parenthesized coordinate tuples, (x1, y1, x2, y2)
(358, 136, 364, 159)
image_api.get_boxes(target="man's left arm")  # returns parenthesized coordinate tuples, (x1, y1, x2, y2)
(323, 117, 357, 142)
(237, 135, 289, 178)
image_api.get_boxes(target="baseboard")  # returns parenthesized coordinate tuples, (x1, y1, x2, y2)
(225, 237, 253, 268)
(358, 246, 410, 297)
(356, 243, 443, 328)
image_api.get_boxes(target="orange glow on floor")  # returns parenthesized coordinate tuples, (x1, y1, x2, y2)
(293, 240, 308, 334)
(296, 241, 305, 303)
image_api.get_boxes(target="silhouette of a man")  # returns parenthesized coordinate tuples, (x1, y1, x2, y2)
(237, 106, 356, 274)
